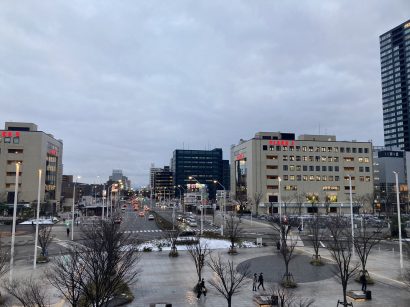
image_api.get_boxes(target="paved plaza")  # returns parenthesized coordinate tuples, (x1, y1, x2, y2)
(4, 241, 410, 307)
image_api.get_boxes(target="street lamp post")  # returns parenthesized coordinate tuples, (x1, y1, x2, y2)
(213, 180, 226, 236)
(278, 177, 282, 241)
(177, 185, 185, 213)
(102, 185, 106, 220)
(189, 176, 204, 235)
(9, 162, 20, 282)
(72, 176, 80, 241)
(33, 169, 42, 269)
(348, 175, 354, 257)
(393, 171, 403, 270)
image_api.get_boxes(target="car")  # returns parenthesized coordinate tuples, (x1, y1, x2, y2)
(188, 220, 197, 227)
(148, 214, 154, 220)
(138, 211, 145, 217)
(114, 217, 122, 224)
(176, 215, 183, 222)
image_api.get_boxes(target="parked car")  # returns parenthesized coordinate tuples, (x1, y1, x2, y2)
(148, 214, 154, 220)
(188, 220, 197, 227)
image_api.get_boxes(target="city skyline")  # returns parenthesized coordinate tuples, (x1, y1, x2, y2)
(1, 1, 409, 186)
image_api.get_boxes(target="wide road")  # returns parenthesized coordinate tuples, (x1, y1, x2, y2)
(120, 204, 163, 241)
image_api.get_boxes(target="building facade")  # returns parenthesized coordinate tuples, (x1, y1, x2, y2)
(380, 20, 410, 150)
(0, 122, 63, 212)
(171, 148, 230, 200)
(231, 132, 374, 214)
(152, 166, 174, 201)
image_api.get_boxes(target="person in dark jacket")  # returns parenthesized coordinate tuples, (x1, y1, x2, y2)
(360, 272, 367, 292)
(196, 278, 206, 299)
(257, 272, 265, 290)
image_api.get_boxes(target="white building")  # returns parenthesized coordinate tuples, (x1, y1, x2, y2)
(230, 132, 374, 215)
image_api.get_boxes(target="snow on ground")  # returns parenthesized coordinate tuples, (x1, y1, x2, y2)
(138, 238, 258, 252)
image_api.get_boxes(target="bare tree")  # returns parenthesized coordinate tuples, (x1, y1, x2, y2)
(268, 286, 315, 307)
(273, 223, 298, 287)
(326, 216, 360, 306)
(225, 213, 243, 254)
(207, 253, 250, 307)
(252, 192, 263, 217)
(187, 235, 211, 284)
(3, 276, 48, 307)
(76, 220, 141, 307)
(307, 215, 325, 265)
(292, 192, 306, 216)
(164, 228, 181, 257)
(353, 221, 383, 283)
(45, 243, 85, 307)
(281, 194, 295, 215)
(0, 238, 9, 299)
(37, 224, 53, 260)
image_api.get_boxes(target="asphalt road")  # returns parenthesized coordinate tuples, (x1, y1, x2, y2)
(119, 205, 162, 240)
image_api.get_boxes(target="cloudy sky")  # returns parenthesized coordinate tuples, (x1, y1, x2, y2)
(1, 1, 409, 186)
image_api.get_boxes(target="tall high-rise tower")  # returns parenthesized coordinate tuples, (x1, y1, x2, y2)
(380, 20, 410, 149)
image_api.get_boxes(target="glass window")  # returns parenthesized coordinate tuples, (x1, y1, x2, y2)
(309, 156, 314, 162)
(296, 165, 301, 171)
(321, 156, 327, 162)
(296, 175, 301, 181)
(315, 147, 320, 152)
(358, 148, 363, 153)
(340, 147, 344, 153)
(359, 167, 364, 172)
(303, 165, 308, 171)
(283, 165, 288, 171)
(315, 156, 320, 162)
(4, 137, 11, 143)
(322, 166, 327, 171)
(335, 176, 340, 181)
(364, 157, 369, 163)
(364, 148, 369, 153)
(262, 145, 267, 150)
(315, 166, 320, 171)
(276, 146, 281, 151)
(289, 156, 295, 161)
(302, 146, 307, 152)
(335, 166, 339, 171)
(302, 156, 308, 161)
(283, 155, 288, 161)
(289, 175, 295, 181)
(309, 146, 314, 152)
(321, 147, 326, 152)
(296, 156, 301, 161)
(322, 176, 327, 181)
(352, 148, 357, 153)
(282, 146, 288, 151)
(283, 175, 288, 180)
(316, 175, 321, 181)
(328, 176, 334, 181)
(289, 165, 295, 171)
(365, 167, 370, 172)
(309, 166, 314, 171)
(309, 175, 315, 181)
(13, 137, 19, 144)
(327, 147, 332, 152)
(346, 147, 351, 153)
(303, 175, 308, 181)
(328, 166, 333, 171)
(334, 147, 339, 152)
(289, 146, 294, 151)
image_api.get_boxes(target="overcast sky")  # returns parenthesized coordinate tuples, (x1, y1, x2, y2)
(1, 1, 409, 186)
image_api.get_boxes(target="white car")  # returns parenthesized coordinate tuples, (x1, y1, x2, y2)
(148, 214, 154, 220)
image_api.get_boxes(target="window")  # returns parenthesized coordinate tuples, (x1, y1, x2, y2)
(359, 167, 364, 172)
(283, 165, 288, 171)
(322, 176, 327, 181)
(364, 148, 369, 153)
(309, 146, 314, 152)
(263, 145, 267, 150)
(289, 175, 295, 181)
(328, 166, 333, 171)
(267, 165, 278, 169)
(358, 148, 363, 153)
(358, 157, 363, 163)
(303, 166, 308, 171)
(302, 156, 308, 161)
(328, 156, 333, 162)
(344, 157, 354, 162)
(276, 146, 281, 151)
(315, 156, 320, 162)
(267, 175, 278, 180)
(327, 147, 332, 152)
(315, 166, 320, 171)
(345, 186, 356, 191)
(321, 156, 327, 162)
(340, 147, 344, 153)
(309, 175, 315, 181)
(266, 155, 278, 160)
(4, 137, 11, 143)
(296, 165, 301, 171)
(334, 157, 339, 162)
(322, 166, 327, 171)
(296, 146, 300, 151)
(289, 165, 295, 171)
(8, 149, 23, 154)
(303, 175, 308, 181)
(335, 176, 340, 181)
(334, 147, 339, 152)
(289, 146, 294, 151)
(352, 148, 357, 153)
(302, 146, 307, 152)
(267, 185, 278, 190)
(315, 147, 320, 152)
(364, 157, 369, 163)
(283, 175, 288, 180)
(365, 167, 370, 172)
(345, 167, 355, 172)
(283, 155, 288, 161)
(296, 156, 301, 161)
(309, 166, 314, 171)
(308, 156, 313, 162)
(328, 176, 334, 181)
(296, 175, 301, 181)
(282, 146, 288, 151)
(316, 175, 321, 181)
(13, 137, 19, 144)
(359, 176, 365, 182)
(365, 176, 371, 182)
(289, 155, 295, 161)
(335, 166, 339, 171)
(346, 147, 351, 153)
(321, 147, 326, 152)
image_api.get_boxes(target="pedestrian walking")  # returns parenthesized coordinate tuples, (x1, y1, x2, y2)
(66, 227, 70, 238)
(196, 278, 207, 300)
(360, 272, 367, 292)
(257, 272, 265, 290)
(276, 241, 281, 250)
(252, 273, 258, 291)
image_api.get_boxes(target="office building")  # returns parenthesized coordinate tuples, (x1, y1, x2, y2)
(373, 147, 409, 214)
(380, 20, 410, 149)
(152, 166, 174, 201)
(0, 122, 63, 213)
(171, 148, 230, 200)
(231, 132, 374, 214)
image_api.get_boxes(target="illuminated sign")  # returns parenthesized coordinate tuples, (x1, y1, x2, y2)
(48, 149, 58, 156)
(1, 131, 20, 137)
(235, 153, 245, 160)
(404, 22, 410, 29)
(269, 140, 295, 146)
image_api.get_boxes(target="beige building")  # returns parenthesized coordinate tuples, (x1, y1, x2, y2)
(0, 122, 63, 212)
(230, 132, 374, 215)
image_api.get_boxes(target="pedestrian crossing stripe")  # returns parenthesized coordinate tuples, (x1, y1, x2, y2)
(121, 228, 218, 234)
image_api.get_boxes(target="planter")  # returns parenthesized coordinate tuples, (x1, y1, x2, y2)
(36, 256, 49, 264)
(228, 247, 238, 255)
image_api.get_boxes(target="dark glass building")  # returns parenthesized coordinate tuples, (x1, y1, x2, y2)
(171, 148, 230, 200)
(380, 20, 410, 149)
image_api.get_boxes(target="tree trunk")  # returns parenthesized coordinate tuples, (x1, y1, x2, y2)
(227, 296, 232, 307)
(342, 284, 347, 306)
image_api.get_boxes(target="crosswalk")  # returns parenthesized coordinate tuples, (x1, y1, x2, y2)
(123, 230, 163, 234)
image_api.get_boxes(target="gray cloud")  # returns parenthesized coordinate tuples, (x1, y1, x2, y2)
(1, 0, 408, 185)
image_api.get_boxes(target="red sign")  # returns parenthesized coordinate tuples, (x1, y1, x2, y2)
(2, 131, 20, 138)
(235, 153, 245, 160)
(269, 140, 295, 146)
(48, 149, 57, 156)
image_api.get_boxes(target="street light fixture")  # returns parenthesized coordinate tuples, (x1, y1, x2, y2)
(189, 176, 204, 235)
(278, 177, 282, 242)
(9, 162, 20, 282)
(213, 180, 226, 236)
(33, 169, 42, 269)
(393, 171, 403, 270)
(348, 175, 354, 257)
(177, 185, 185, 213)
(72, 176, 80, 241)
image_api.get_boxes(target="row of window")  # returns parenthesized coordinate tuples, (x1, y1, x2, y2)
(0, 137, 20, 144)
(263, 145, 369, 153)
(266, 184, 359, 191)
(278, 164, 371, 172)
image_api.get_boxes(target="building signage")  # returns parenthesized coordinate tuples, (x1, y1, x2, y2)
(48, 149, 58, 156)
(269, 140, 295, 146)
(1, 131, 20, 137)
(235, 153, 245, 160)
